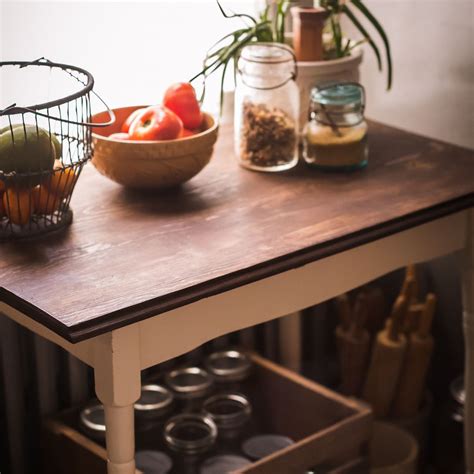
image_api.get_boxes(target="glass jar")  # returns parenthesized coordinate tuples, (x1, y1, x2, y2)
(135, 384, 174, 450)
(165, 367, 213, 412)
(203, 393, 252, 453)
(303, 82, 368, 171)
(234, 42, 299, 172)
(164, 413, 217, 474)
(79, 402, 106, 445)
(205, 350, 252, 392)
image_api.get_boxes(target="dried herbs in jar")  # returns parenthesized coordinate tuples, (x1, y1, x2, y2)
(240, 102, 297, 169)
(234, 43, 299, 172)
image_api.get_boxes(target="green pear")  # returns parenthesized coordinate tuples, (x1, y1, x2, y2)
(0, 125, 57, 175)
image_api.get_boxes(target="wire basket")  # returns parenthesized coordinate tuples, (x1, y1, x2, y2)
(0, 58, 114, 240)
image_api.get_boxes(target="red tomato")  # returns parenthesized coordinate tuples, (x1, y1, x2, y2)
(109, 132, 130, 141)
(121, 108, 146, 133)
(180, 128, 199, 138)
(129, 105, 183, 141)
(163, 83, 203, 130)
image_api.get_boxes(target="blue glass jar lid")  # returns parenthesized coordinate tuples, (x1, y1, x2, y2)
(311, 82, 363, 106)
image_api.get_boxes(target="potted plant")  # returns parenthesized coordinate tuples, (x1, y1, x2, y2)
(190, 0, 392, 126)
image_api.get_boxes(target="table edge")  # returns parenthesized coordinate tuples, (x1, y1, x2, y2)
(2, 193, 472, 343)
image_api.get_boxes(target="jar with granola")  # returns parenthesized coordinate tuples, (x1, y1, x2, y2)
(235, 42, 299, 172)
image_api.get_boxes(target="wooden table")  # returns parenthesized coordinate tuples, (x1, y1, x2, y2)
(1, 122, 473, 474)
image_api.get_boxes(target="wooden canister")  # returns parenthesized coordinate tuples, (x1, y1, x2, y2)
(370, 422, 418, 474)
(291, 7, 328, 61)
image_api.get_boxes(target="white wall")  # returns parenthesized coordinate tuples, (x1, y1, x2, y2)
(1, 1, 258, 113)
(350, 0, 474, 149)
(1, 0, 473, 147)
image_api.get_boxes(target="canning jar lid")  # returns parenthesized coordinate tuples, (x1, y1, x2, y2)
(134, 384, 173, 418)
(205, 350, 252, 383)
(135, 450, 173, 474)
(311, 82, 363, 107)
(80, 402, 106, 437)
(164, 413, 217, 455)
(200, 454, 252, 474)
(203, 393, 252, 429)
(165, 367, 213, 399)
(242, 434, 294, 460)
(240, 42, 295, 65)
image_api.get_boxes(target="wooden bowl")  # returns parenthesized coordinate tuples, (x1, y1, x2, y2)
(91, 106, 219, 189)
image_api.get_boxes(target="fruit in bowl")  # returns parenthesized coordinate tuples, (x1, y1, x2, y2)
(91, 82, 219, 189)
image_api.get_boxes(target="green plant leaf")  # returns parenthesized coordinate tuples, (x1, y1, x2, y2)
(350, 0, 393, 89)
(216, 0, 257, 26)
(342, 4, 382, 71)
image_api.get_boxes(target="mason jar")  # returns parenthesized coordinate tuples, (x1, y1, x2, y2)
(79, 402, 106, 445)
(205, 350, 252, 393)
(302, 82, 368, 170)
(164, 413, 217, 474)
(134, 384, 174, 450)
(165, 367, 213, 412)
(203, 393, 252, 453)
(235, 42, 299, 172)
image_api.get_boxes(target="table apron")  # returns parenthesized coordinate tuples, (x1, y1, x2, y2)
(137, 210, 467, 369)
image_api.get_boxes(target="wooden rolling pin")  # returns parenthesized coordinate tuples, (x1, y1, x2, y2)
(363, 295, 408, 417)
(400, 275, 418, 334)
(335, 293, 370, 396)
(392, 293, 437, 418)
(364, 286, 386, 336)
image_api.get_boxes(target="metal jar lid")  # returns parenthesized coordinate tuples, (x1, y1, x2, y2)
(242, 434, 294, 460)
(79, 402, 106, 440)
(200, 454, 252, 474)
(205, 350, 252, 383)
(135, 384, 173, 419)
(165, 367, 213, 400)
(203, 393, 252, 429)
(164, 413, 217, 455)
(135, 450, 173, 474)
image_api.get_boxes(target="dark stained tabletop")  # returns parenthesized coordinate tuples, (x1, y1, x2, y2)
(1, 122, 473, 342)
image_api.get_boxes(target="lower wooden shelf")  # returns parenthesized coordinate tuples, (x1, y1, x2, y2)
(41, 353, 372, 473)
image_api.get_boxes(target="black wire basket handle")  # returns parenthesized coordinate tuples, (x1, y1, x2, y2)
(0, 57, 115, 127)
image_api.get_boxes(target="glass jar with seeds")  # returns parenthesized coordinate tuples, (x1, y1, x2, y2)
(302, 82, 368, 171)
(234, 42, 299, 172)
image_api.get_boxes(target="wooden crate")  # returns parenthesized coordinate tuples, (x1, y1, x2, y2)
(41, 353, 372, 474)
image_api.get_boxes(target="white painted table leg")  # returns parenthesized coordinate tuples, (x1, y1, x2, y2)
(462, 208, 474, 474)
(93, 326, 141, 474)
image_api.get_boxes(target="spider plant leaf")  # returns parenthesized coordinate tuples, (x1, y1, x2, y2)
(219, 58, 231, 115)
(207, 28, 249, 56)
(350, 0, 392, 89)
(342, 4, 382, 71)
(216, 0, 257, 26)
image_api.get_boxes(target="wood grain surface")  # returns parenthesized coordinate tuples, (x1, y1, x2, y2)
(1, 121, 473, 342)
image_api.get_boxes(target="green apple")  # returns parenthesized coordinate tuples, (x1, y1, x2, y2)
(0, 125, 58, 175)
